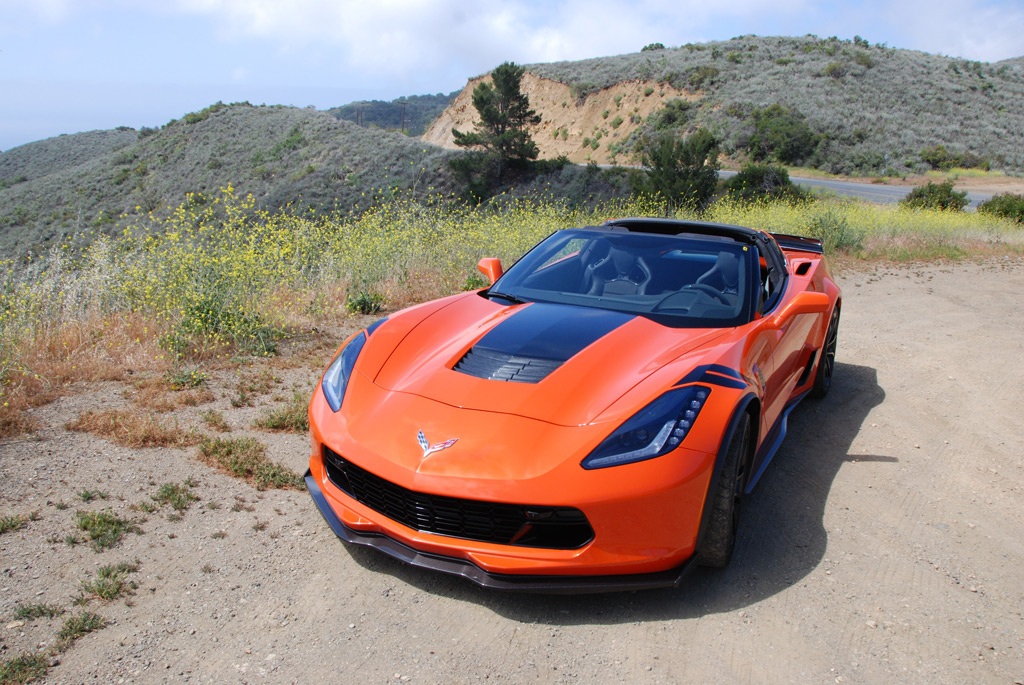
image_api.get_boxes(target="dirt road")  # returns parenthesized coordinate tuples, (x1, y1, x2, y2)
(2, 258, 1023, 684)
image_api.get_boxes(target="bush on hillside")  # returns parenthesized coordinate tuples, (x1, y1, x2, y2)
(650, 99, 694, 130)
(723, 164, 805, 203)
(919, 144, 989, 171)
(685, 65, 719, 89)
(978, 193, 1024, 224)
(900, 181, 968, 211)
(747, 104, 819, 165)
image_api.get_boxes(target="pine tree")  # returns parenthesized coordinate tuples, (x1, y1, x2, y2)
(632, 130, 720, 210)
(452, 62, 541, 182)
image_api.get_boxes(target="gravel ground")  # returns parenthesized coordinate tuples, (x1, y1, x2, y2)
(2, 258, 1023, 684)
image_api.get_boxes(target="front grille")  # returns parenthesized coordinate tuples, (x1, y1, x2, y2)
(453, 347, 562, 383)
(322, 446, 594, 549)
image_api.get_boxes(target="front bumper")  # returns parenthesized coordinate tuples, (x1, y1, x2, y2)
(305, 470, 698, 593)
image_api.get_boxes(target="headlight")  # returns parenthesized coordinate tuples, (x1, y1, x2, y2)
(321, 331, 366, 412)
(581, 385, 711, 469)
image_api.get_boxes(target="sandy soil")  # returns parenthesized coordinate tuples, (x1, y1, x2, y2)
(422, 74, 692, 165)
(2, 258, 1024, 684)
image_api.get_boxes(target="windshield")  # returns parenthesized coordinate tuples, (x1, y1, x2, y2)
(487, 230, 757, 328)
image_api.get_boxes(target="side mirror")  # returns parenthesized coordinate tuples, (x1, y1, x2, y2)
(770, 291, 830, 329)
(477, 257, 504, 285)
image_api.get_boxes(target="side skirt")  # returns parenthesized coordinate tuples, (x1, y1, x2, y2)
(744, 390, 809, 494)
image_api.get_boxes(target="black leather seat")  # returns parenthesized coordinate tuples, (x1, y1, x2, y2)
(696, 251, 739, 295)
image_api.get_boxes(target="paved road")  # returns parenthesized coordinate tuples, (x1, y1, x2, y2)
(719, 170, 992, 208)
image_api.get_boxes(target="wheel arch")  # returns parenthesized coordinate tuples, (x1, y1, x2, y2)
(693, 393, 760, 561)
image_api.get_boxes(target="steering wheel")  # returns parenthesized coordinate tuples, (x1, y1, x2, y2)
(682, 283, 731, 304)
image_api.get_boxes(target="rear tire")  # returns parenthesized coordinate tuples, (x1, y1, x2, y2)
(811, 305, 840, 399)
(700, 413, 750, 568)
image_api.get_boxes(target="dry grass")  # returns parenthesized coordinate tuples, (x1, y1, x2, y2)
(65, 409, 203, 448)
(1, 312, 169, 439)
(133, 384, 215, 412)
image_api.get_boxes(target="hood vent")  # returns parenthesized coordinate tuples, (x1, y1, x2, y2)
(454, 347, 561, 383)
(450, 303, 634, 384)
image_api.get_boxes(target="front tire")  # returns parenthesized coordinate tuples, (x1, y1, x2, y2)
(700, 413, 750, 568)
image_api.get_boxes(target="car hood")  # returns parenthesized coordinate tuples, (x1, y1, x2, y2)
(368, 294, 728, 427)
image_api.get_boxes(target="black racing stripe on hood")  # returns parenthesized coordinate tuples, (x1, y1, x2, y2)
(454, 303, 634, 383)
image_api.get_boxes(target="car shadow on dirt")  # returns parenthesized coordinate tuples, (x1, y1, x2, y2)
(342, 361, 888, 623)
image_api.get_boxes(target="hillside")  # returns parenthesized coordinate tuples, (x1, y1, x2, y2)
(0, 103, 457, 257)
(0, 129, 139, 184)
(425, 35, 1024, 174)
(326, 92, 458, 136)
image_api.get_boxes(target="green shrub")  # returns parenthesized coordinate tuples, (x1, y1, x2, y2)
(160, 296, 282, 358)
(271, 125, 305, 158)
(978, 193, 1024, 224)
(747, 104, 819, 165)
(686, 65, 720, 89)
(183, 101, 226, 125)
(651, 98, 693, 130)
(641, 43, 665, 52)
(919, 144, 988, 170)
(900, 181, 968, 211)
(345, 290, 384, 315)
(824, 62, 847, 78)
(854, 52, 875, 68)
(723, 164, 805, 203)
(807, 210, 864, 253)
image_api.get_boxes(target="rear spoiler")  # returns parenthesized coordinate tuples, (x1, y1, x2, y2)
(771, 233, 823, 254)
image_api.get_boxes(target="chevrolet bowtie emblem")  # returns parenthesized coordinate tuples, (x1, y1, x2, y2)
(417, 430, 458, 459)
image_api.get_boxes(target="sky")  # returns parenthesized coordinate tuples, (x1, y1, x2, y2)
(2, 0, 1023, 151)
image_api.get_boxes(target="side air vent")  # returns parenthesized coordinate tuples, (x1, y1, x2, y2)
(454, 347, 561, 383)
(795, 261, 812, 276)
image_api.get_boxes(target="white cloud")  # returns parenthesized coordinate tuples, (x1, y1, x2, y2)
(885, 0, 1024, 61)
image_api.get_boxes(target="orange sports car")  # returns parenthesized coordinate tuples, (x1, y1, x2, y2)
(305, 218, 840, 591)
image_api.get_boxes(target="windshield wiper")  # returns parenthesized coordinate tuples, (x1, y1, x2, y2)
(486, 290, 529, 305)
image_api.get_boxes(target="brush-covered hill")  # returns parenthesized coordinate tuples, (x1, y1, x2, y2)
(0, 102, 457, 257)
(426, 34, 1024, 174)
(0, 129, 139, 184)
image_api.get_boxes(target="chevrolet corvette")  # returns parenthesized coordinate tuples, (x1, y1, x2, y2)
(305, 218, 840, 591)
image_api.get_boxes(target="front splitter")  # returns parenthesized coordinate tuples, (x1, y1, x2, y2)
(305, 470, 697, 594)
